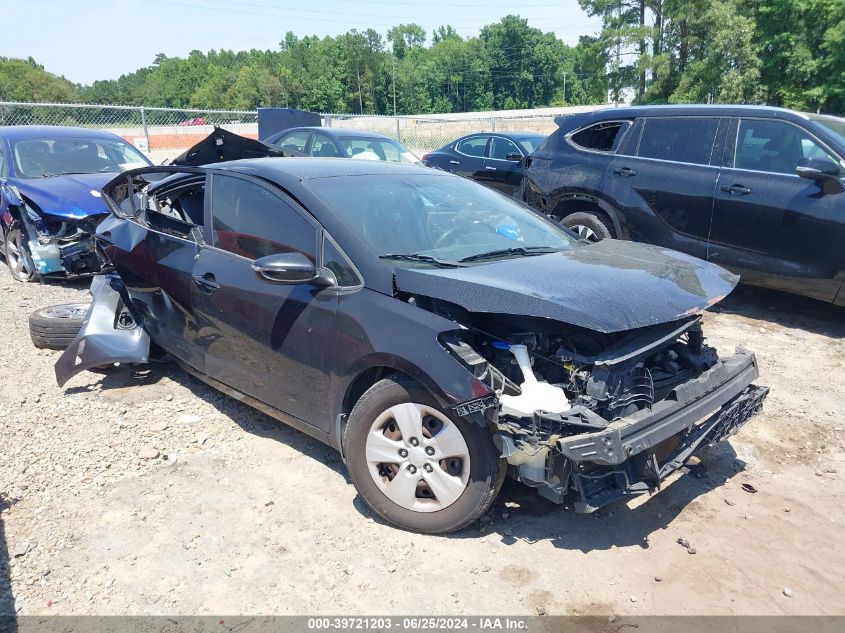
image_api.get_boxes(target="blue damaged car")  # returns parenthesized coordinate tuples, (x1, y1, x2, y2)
(0, 126, 151, 282)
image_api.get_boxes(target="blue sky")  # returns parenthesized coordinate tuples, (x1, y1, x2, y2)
(3, 0, 602, 85)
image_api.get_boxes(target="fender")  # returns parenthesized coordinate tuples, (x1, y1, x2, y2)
(553, 192, 626, 238)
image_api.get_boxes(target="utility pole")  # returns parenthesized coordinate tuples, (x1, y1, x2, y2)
(356, 60, 363, 114)
(562, 72, 567, 104)
(392, 56, 397, 116)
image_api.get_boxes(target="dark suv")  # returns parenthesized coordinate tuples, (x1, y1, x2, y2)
(519, 105, 845, 305)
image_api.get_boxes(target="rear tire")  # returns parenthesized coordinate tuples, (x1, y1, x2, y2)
(560, 211, 614, 242)
(4, 228, 38, 282)
(344, 375, 505, 534)
(29, 303, 90, 350)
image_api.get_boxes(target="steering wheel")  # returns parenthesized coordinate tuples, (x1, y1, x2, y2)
(433, 224, 497, 249)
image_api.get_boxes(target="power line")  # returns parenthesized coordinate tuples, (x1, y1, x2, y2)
(149, 0, 598, 31)
(188, 0, 591, 22)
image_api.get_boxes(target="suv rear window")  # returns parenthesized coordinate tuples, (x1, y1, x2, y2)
(570, 121, 629, 152)
(637, 117, 719, 165)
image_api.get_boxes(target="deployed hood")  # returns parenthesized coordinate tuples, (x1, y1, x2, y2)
(170, 126, 288, 166)
(394, 239, 738, 333)
(12, 172, 111, 219)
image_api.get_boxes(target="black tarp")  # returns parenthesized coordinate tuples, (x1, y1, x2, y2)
(170, 127, 287, 167)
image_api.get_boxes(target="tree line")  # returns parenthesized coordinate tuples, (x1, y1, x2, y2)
(2, 3, 844, 116)
(581, 0, 845, 113)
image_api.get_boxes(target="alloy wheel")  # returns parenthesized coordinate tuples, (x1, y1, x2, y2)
(365, 402, 471, 512)
(6, 230, 34, 280)
(570, 223, 599, 241)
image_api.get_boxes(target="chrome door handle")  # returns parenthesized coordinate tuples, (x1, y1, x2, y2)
(449, 160, 460, 165)
(485, 166, 497, 171)
(720, 184, 752, 195)
(612, 167, 637, 177)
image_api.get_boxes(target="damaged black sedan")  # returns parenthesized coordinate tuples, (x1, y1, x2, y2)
(56, 158, 768, 534)
(0, 126, 151, 281)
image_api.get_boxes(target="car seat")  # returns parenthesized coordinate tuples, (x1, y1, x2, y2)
(316, 143, 342, 157)
(758, 133, 802, 175)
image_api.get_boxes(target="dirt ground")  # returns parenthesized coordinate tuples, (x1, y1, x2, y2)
(0, 264, 843, 617)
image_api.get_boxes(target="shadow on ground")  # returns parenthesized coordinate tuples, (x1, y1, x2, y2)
(71, 362, 347, 480)
(712, 284, 845, 339)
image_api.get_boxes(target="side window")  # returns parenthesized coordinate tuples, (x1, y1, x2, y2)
(0, 148, 6, 178)
(210, 174, 316, 261)
(489, 137, 521, 160)
(323, 235, 360, 287)
(311, 133, 343, 158)
(570, 121, 629, 152)
(456, 136, 488, 157)
(377, 141, 401, 162)
(735, 119, 837, 175)
(145, 175, 206, 241)
(637, 117, 719, 165)
(276, 131, 309, 153)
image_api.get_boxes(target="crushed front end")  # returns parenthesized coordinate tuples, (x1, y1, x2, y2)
(434, 301, 769, 512)
(2, 183, 108, 279)
(23, 208, 108, 277)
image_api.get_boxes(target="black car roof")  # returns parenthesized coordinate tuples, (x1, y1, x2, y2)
(212, 156, 438, 180)
(276, 126, 397, 140)
(555, 104, 816, 128)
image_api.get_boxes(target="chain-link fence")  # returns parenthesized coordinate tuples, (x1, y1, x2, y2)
(0, 101, 607, 162)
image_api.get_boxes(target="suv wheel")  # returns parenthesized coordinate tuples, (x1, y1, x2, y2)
(344, 375, 505, 534)
(560, 211, 614, 242)
(3, 228, 38, 282)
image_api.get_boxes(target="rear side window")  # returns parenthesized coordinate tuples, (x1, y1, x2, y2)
(456, 136, 488, 157)
(570, 121, 629, 152)
(0, 148, 6, 178)
(637, 117, 719, 165)
(210, 174, 316, 262)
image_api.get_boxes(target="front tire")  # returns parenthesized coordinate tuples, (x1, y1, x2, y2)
(344, 375, 505, 534)
(4, 228, 38, 282)
(560, 211, 614, 242)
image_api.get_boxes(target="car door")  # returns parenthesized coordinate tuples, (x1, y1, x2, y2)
(190, 171, 338, 430)
(708, 117, 845, 302)
(102, 169, 208, 372)
(450, 135, 491, 182)
(604, 116, 727, 260)
(485, 136, 524, 193)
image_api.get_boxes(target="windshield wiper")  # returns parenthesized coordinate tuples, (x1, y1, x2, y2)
(458, 246, 560, 263)
(42, 171, 91, 178)
(379, 253, 464, 268)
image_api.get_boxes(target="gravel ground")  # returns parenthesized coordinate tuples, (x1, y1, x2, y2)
(1, 264, 844, 616)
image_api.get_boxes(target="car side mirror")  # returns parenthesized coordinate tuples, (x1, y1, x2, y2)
(252, 252, 335, 286)
(796, 157, 844, 194)
(505, 152, 523, 162)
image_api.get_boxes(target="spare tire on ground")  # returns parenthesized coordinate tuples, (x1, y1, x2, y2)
(29, 303, 90, 350)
